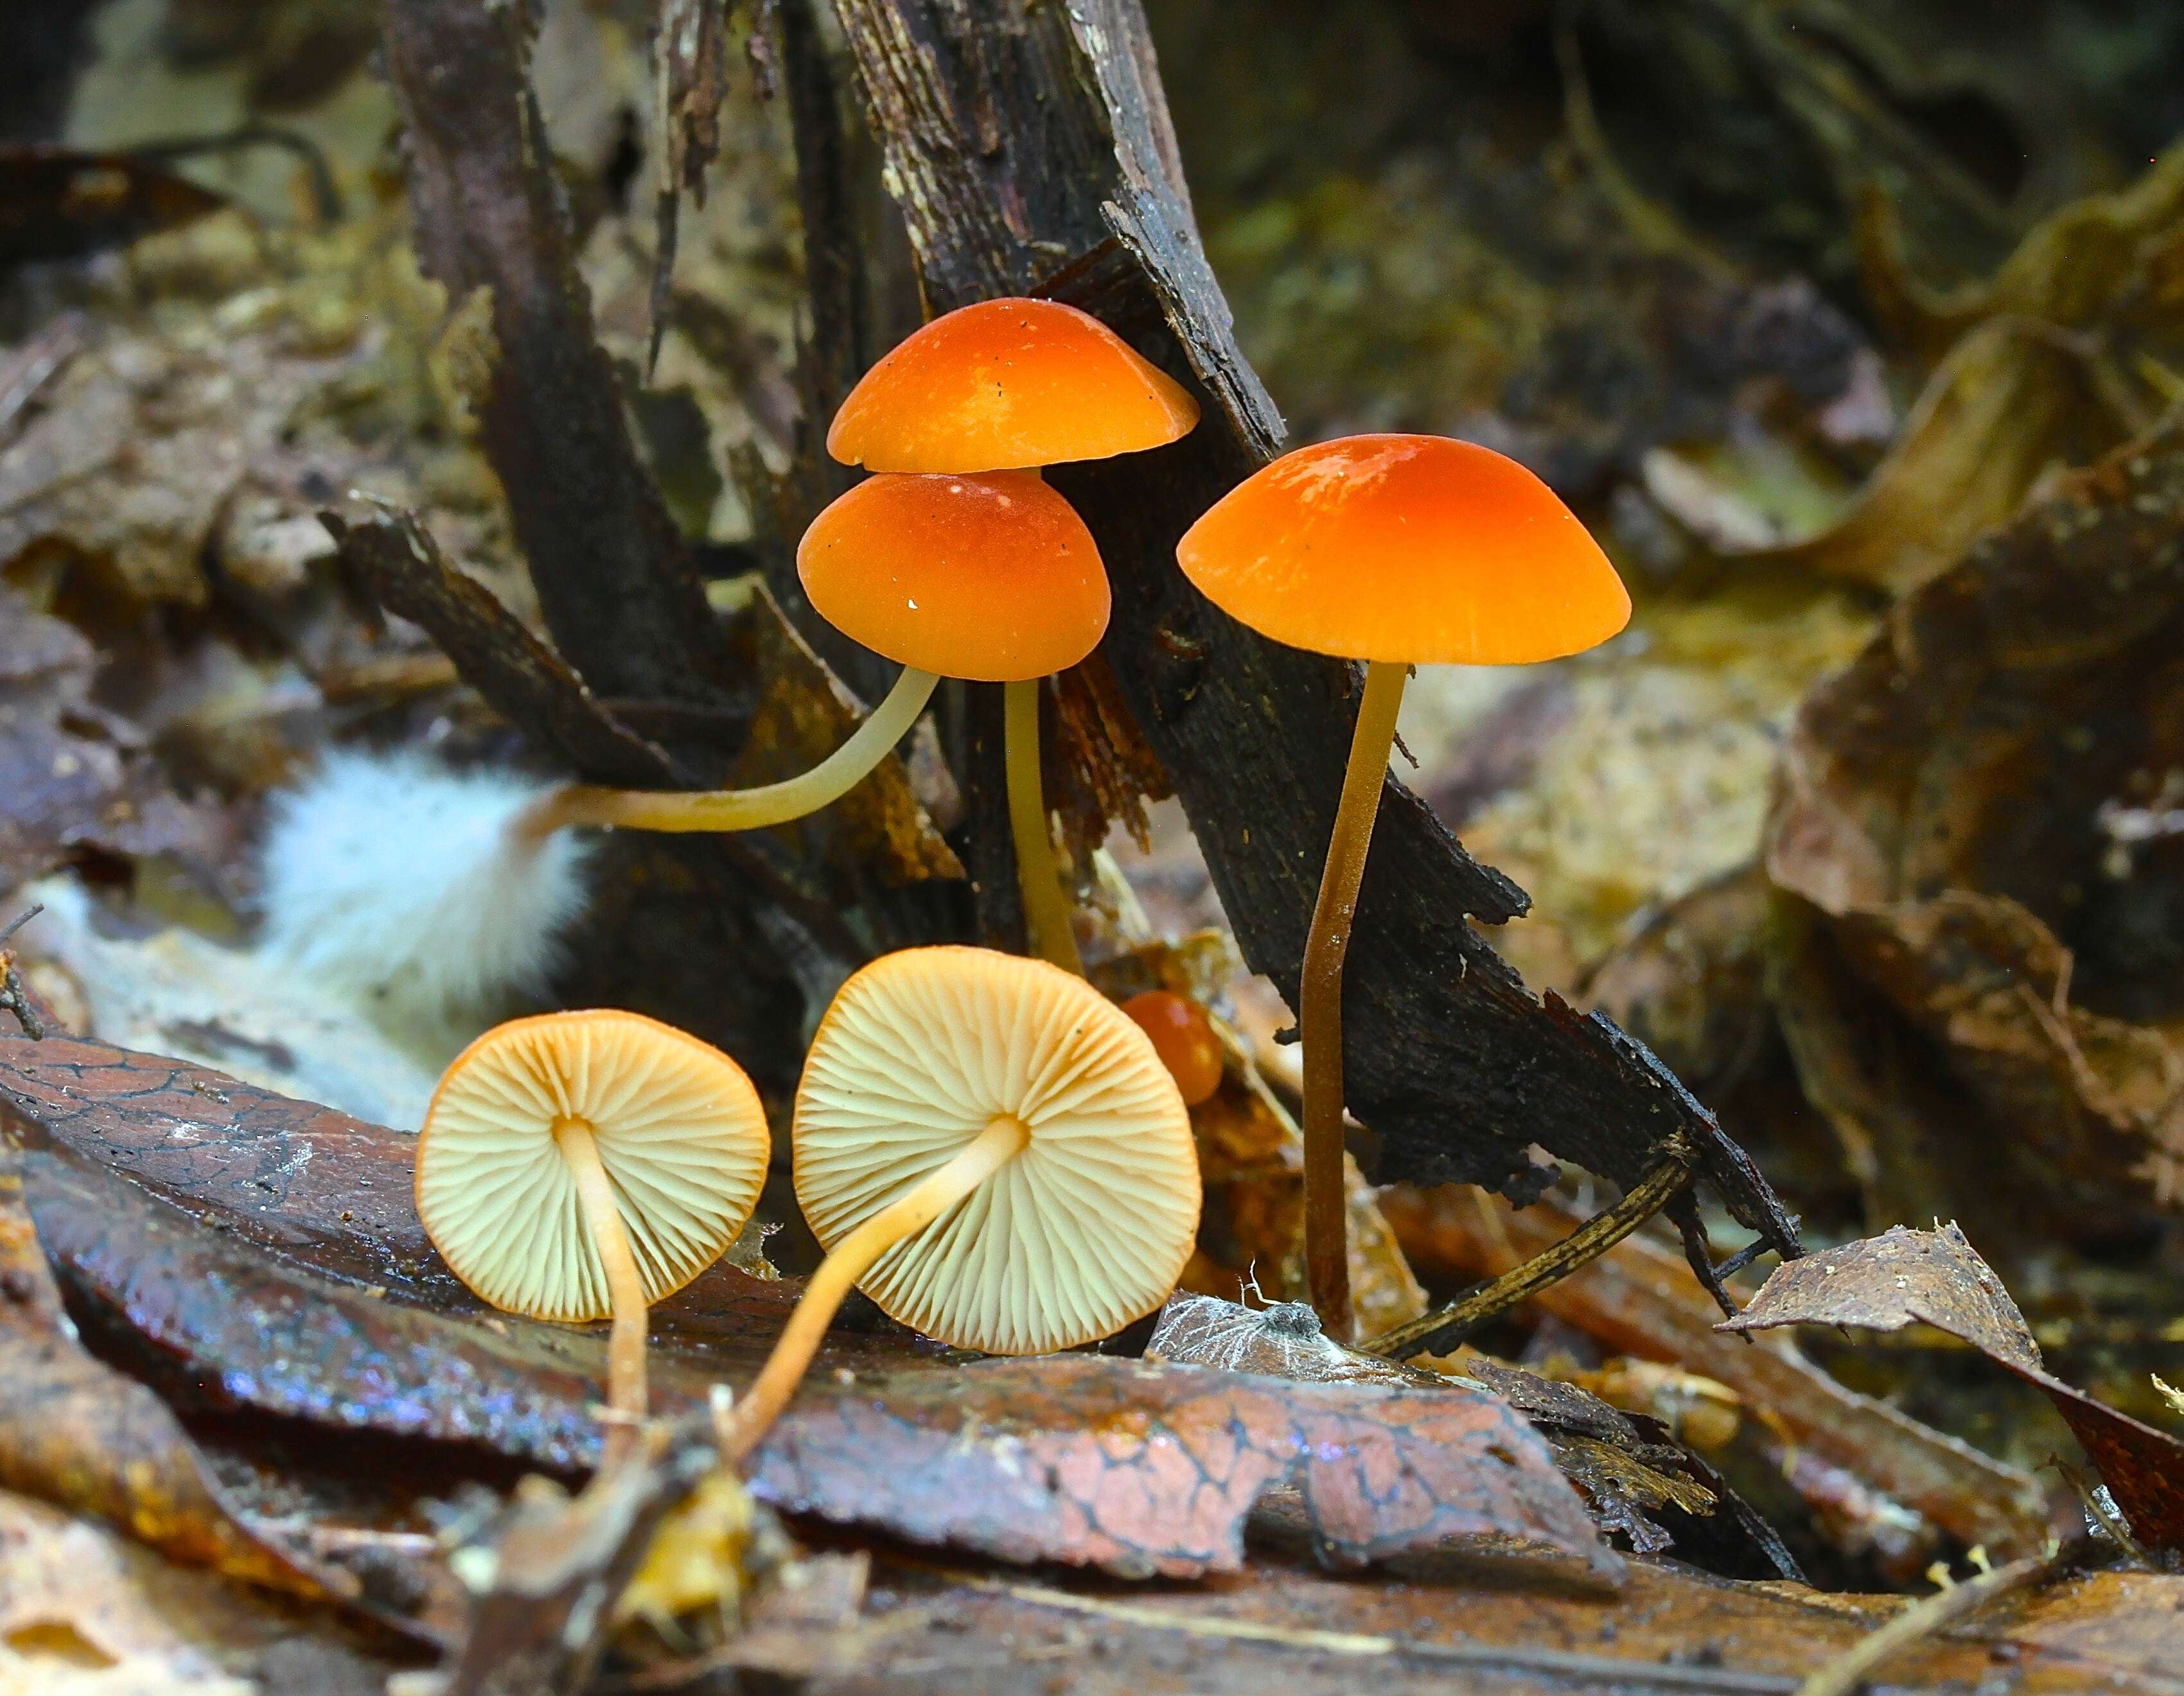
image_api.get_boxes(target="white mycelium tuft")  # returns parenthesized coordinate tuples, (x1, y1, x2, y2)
(259, 749, 590, 1025)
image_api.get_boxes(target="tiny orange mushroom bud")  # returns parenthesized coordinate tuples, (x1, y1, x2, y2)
(1121, 990, 1225, 1107)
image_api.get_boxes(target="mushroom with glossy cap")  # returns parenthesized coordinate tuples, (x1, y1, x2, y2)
(719, 945, 1201, 1460)
(826, 297, 1201, 973)
(1176, 434, 1630, 1338)
(416, 1009, 770, 1464)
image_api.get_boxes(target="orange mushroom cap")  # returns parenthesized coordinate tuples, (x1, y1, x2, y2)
(827, 298, 1201, 473)
(797, 470, 1109, 682)
(1175, 434, 1631, 666)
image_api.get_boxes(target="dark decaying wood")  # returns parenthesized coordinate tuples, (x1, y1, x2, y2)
(378, 0, 736, 717)
(804, 0, 1800, 1295)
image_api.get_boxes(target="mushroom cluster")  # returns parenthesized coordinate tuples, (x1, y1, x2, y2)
(394, 301, 1632, 1471)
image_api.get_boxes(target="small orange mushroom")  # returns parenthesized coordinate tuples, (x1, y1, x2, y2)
(415, 1011, 770, 1465)
(1120, 989, 1224, 1107)
(531, 471, 1108, 858)
(825, 299, 1201, 973)
(1177, 434, 1629, 1338)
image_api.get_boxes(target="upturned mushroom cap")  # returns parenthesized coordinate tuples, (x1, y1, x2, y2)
(827, 298, 1201, 473)
(416, 1011, 770, 1323)
(797, 471, 1109, 682)
(1176, 434, 1630, 666)
(794, 947, 1201, 1354)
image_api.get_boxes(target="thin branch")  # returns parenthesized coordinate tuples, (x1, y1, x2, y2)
(1362, 1140, 1698, 1361)
(0, 905, 48, 1041)
(1795, 1558, 2047, 1696)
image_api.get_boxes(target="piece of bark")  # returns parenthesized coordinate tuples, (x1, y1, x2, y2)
(810, 0, 1798, 1294)
(379, 0, 735, 717)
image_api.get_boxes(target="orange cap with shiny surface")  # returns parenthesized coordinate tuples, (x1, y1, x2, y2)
(1176, 435, 1630, 666)
(797, 471, 1109, 682)
(828, 298, 1201, 473)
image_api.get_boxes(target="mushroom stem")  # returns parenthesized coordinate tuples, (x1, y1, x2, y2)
(1299, 657, 1408, 1342)
(721, 1113, 1031, 1464)
(554, 1117, 651, 1468)
(1003, 676, 1084, 974)
(522, 667, 942, 837)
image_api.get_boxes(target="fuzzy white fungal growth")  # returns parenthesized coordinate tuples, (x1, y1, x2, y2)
(258, 749, 590, 1024)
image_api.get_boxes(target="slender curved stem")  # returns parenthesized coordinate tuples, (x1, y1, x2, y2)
(554, 1117, 651, 1469)
(720, 1114, 1030, 1465)
(1299, 658, 1408, 1342)
(524, 667, 941, 836)
(1005, 676, 1084, 974)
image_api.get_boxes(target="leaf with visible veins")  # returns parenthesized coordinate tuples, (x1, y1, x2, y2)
(1721, 1223, 2184, 1550)
(750, 1354, 1617, 1580)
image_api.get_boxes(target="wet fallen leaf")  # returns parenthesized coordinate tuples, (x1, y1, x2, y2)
(1381, 1183, 2052, 1560)
(1721, 1223, 2184, 1551)
(1766, 429, 2184, 1239)
(0, 1141, 343, 1606)
(747, 1352, 1617, 1581)
(1147, 1292, 1793, 1576)
(4, 1030, 1604, 1580)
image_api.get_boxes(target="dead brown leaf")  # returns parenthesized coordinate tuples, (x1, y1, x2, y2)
(1721, 1223, 2184, 1551)
(0, 1140, 349, 1606)
(748, 1352, 1617, 1581)
(1380, 1184, 2052, 1560)
(0, 590, 225, 889)
(0, 315, 357, 607)
(1766, 429, 2184, 1236)
(1147, 1292, 1795, 1577)
(1775, 146, 2184, 594)
(739, 1548, 2184, 1696)
(0, 1489, 407, 1695)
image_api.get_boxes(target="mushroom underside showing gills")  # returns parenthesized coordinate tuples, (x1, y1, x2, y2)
(718, 946, 1201, 1463)
(416, 1009, 770, 1468)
